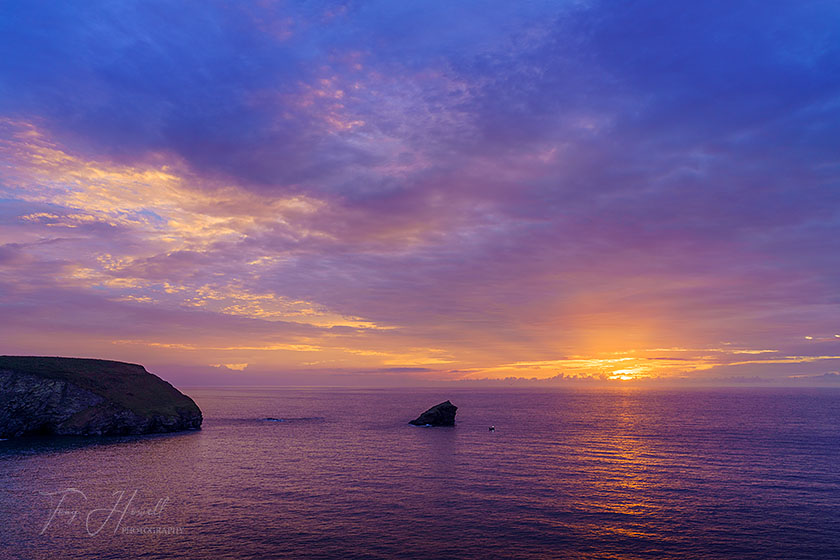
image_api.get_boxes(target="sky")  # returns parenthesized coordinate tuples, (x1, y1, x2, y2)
(1, 0, 839, 386)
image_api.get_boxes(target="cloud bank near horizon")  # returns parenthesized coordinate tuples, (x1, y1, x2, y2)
(1, 1, 839, 385)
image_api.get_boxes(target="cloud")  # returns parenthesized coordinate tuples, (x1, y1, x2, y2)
(1, 1, 839, 384)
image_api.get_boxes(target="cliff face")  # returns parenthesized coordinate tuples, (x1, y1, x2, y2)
(0, 356, 202, 438)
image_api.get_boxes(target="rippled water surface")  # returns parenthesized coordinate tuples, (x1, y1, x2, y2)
(1, 387, 839, 559)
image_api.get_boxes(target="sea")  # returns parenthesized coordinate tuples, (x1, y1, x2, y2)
(1, 387, 839, 559)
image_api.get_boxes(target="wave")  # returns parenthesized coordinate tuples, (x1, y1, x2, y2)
(259, 416, 326, 423)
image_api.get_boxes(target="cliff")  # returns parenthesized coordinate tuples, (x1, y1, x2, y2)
(0, 356, 202, 438)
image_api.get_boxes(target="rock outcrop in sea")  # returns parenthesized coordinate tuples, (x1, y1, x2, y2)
(409, 400, 457, 426)
(0, 356, 202, 438)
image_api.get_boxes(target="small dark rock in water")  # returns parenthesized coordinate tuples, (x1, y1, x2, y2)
(264, 417, 283, 422)
(409, 400, 457, 426)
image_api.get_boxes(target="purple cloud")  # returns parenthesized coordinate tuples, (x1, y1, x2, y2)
(1, 0, 839, 383)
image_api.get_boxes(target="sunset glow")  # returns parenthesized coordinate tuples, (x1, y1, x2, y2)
(1, 2, 838, 386)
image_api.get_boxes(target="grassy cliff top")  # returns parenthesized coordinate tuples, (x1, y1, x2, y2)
(0, 356, 198, 417)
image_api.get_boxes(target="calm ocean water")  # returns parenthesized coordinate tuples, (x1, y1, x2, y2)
(1, 387, 839, 559)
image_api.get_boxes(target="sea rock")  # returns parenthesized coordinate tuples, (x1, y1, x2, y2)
(0, 356, 202, 438)
(409, 400, 457, 426)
